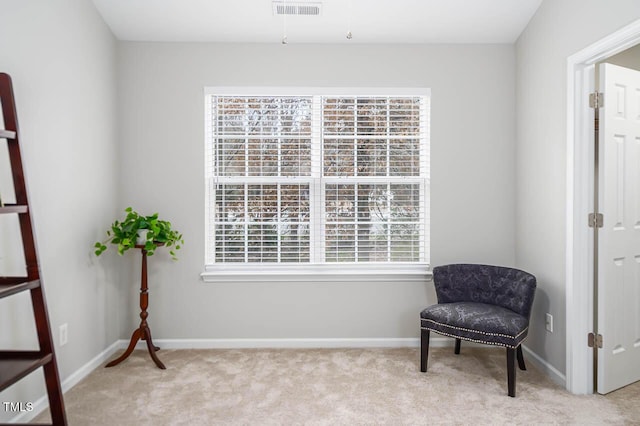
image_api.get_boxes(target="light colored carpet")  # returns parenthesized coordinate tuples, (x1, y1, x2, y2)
(33, 347, 639, 425)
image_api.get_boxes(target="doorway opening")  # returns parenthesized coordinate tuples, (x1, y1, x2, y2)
(567, 19, 640, 395)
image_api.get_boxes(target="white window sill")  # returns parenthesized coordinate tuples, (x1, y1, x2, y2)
(201, 263, 432, 283)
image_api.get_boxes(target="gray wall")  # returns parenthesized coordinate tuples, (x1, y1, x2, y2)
(515, 0, 640, 376)
(0, 0, 122, 420)
(604, 43, 640, 70)
(117, 42, 516, 340)
(597, 43, 640, 84)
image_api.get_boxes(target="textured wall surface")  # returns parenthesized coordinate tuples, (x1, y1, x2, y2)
(515, 0, 640, 376)
(117, 42, 516, 340)
(0, 0, 122, 420)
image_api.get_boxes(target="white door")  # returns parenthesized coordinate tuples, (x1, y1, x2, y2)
(597, 63, 640, 394)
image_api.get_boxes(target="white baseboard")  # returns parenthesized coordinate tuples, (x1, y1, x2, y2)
(122, 337, 446, 349)
(522, 344, 566, 388)
(61, 341, 122, 393)
(10, 341, 122, 424)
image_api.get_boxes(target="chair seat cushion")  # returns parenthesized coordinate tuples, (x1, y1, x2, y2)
(420, 302, 529, 348)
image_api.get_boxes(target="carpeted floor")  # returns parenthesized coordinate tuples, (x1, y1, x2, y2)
(33, 347, 639, 425)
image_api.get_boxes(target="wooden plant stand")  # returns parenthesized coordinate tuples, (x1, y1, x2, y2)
(105, 246, 165, 369)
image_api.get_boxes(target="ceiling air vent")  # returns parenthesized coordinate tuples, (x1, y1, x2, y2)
(272, 2, 322, 16)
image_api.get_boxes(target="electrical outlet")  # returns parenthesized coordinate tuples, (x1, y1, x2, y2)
(59, 323, 68, 346)
(545, 313, 553, 333)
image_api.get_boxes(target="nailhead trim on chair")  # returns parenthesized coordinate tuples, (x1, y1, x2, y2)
(420, 326, 526, 349)
(420, 318, 528, 349)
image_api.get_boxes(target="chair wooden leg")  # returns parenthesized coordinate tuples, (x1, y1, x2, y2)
(507, 347, 516, 397)
(516, 345, 526, 370)
(420, 329, 430, 372)
(454, 338, 461, 354)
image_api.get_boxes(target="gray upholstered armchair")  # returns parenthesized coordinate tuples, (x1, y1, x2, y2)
(420, 264, 536, 397)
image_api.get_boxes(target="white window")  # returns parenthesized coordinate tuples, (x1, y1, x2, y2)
(204, 88, 430, 281)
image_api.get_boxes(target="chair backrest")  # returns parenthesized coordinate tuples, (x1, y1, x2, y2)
(432, 264, 536, 318)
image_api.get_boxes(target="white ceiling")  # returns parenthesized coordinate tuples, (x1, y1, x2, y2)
(91, 0, 543, 44)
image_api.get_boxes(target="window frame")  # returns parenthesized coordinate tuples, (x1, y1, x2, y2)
(202, 87, 431, 283)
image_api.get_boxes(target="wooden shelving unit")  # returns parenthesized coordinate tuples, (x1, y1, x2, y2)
(0, 204, 29, 214)
(0, 129, 16, 139)
(0, 72, 67, 425)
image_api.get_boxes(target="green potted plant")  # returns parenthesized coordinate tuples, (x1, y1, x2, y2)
(94, 207, 184, 260)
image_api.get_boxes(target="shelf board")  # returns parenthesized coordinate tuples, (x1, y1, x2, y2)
(0, 129, 16, 139)
(0, 351, 53, 392)
(0, 204, 28, 214)
(0, 280, 40, 299)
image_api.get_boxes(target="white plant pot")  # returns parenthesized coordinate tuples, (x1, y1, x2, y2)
(136, 229, 150, 245)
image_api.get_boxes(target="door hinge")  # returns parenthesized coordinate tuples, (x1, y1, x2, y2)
(588, 332, 603, 348)
(589, 92, 604, 109)
(588, 212, 603, 228)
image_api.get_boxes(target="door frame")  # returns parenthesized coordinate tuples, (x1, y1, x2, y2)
(566, 18, 640, 394)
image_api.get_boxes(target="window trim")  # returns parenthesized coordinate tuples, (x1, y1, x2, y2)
(203, 87, 431, 281)
(200, 263, 432, 283)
